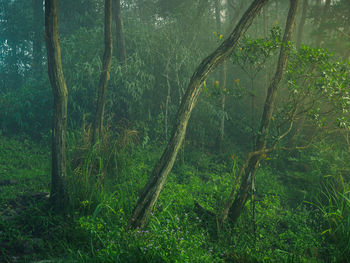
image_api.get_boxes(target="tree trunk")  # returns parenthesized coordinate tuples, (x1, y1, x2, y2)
(221, 0, 299, 225)
(91, 0, 113, 144)
(296, 0, 308, 49)
(45, 0, 68, 211)
(128, 0, 269, 230)
(315, 0, 330, 47)
(263, 4, 267, 37)
(219, 65, 227, 151)
(32, 0, 44, 74)
(165, 58, 171, 141)
(215, 0, 227, 151)
(114, 0, 126, 64)
(275, 0, 279, 22)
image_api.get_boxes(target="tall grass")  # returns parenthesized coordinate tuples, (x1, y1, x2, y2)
(66, 125, 139, 214)
(315, 174, 350, 260)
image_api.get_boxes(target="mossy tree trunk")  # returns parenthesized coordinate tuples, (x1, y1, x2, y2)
(91, 0, 113, 144)
(45, 0, 68, 211)
(128, 0, 269, 230)
(221, 0, 299, 225)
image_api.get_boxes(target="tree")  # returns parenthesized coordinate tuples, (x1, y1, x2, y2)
(91, 0, 113, 144)
(45, 0, 68, 210)
(114, 0, 126, 64)
(314, 0, 330, 47)
(296, 0, 308, 49)
(214, 0, 228, 151)
(221, 0, 299, 225)
(128, 0, 269, 230)
(32, 0, 44, 75)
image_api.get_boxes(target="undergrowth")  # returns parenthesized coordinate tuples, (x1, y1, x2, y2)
(0, 135, 349, 262)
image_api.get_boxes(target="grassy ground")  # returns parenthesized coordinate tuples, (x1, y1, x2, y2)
(0, 137, 68, 262)
(0, 136, 348, 262)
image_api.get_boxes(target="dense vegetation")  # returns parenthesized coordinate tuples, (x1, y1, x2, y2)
(0, 0, 349, 262)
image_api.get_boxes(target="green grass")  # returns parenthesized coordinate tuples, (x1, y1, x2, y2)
(0, 136, 50, 202)
(0, 136, 349, 262)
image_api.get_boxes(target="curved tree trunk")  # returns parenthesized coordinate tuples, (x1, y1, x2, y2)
(221, 0, 299, 225)
(114, 0, 126, 64)
(128, 0, 269, 230)
(45, 0, 68, 211)
(91, 0, 113, 144)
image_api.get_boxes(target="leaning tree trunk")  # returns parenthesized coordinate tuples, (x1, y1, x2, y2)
(45, 0, 68, 211)
(221, 0, 299, 225)
(91, 0, 113, 144)
(114, 0, 126, 64)
(128, 0, 269, 230)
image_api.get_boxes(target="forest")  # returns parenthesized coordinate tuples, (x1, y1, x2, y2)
(0, 0, 349, 262)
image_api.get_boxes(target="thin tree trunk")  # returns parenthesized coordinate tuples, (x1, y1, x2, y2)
(114, 0, 126, 64)
(250, 77, 255, 150)
(263, 4, 267, 37)
(275, 0, 279, 22)
(287, 116, 305, 147)
(296, 0, 308, 49)
(221, 0, 299, 225)
(32, 0, 44, 74)
(219, 63, 227, 151)
(215, 0, 222, 33)
(45, 0, 68, 211)
(128, 0, 269, 230)
(91, 0, 113, 144)
(315, 0, 330, 47)
(215, 0, 227, 151)
(165, 58, 171, 141)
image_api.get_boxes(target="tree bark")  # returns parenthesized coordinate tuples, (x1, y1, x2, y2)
(315, 0, 330, 47)
(32, 0, 44, 74)
(164, 58, 171, 141)
(215, 0, 227, 151)
(221, 0, 299, 225)
(275, 0, 279, 22)
(45, 0, 68, 211)
(113, 0, 126, 64)
(91, 0, 113, 144)
(128, 0, 269, 230)
(219, 65, 227, 151)
(296, 0, 308, 49)
(262, 4, 267, 37)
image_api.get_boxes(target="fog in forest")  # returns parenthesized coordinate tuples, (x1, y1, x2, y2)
(0, 0, 349, 262)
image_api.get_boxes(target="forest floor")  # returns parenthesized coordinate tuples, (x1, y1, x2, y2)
(0, 136, 347, 263)
(0, 137, 53, 262)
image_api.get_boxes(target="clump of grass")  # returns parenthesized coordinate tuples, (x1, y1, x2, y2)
(314, 174, 350, 261)
(66, 124, 139, 214)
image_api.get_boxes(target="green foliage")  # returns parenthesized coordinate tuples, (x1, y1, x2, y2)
(315, 174, 350, 261)
(61, 27, 155, 128)
(0, 78, 51, 138)
(2, 1, 350, 262)
(285, 46, 350, 130)
(2, 135, 350, 262)
(232, 26, 282, 77)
